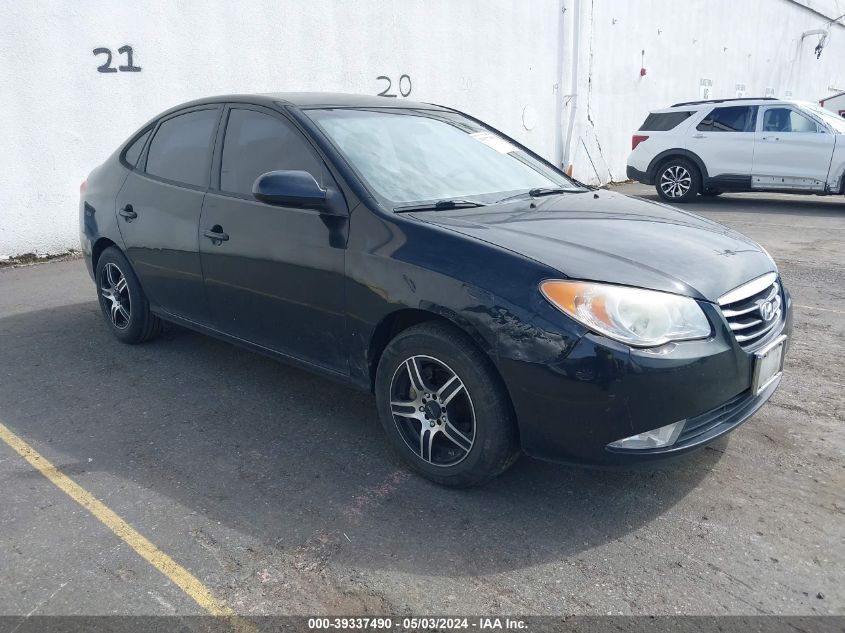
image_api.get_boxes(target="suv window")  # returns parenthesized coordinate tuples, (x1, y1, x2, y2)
(145, 109, 219, 187)
(696, 106, 755, 132)
(220, 109, 324, 196)
(762, 108, 818, 133)
(639, 111, 693, 131)
(123, 129, 151, 167)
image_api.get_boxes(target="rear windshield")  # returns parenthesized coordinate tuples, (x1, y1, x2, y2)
(639, 111, 693, 131)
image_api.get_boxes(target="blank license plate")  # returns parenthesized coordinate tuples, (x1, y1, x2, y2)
(753, 335, 786, 395)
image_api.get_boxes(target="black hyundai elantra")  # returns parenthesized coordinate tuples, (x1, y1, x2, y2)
(80, 93, 792, 486)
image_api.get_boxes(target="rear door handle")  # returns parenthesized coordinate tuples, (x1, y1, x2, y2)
(692, 133, 706, 139)
(118, 205, 137, 221)
(203, 226, 229, 244)
(761, 136, 780, 141)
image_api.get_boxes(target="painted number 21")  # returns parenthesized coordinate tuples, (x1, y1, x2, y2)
(93, 45, 141, 73)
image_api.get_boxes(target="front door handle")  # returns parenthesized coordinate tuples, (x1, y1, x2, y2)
(118, 205, 137, 221)
(203, 225, 229, 244)
(761, 136, 780, 141)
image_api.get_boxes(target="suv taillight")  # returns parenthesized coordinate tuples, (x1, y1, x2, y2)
(632, 135, 649, 151)
(80, 178, 88, 194)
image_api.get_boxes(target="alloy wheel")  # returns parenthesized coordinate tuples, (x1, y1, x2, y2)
(660, 165, 692, 198)
(389, 355, 476, 467)
(99, 262, 131, 329)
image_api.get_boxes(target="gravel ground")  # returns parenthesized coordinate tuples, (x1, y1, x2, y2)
(0, 185, 842, 617)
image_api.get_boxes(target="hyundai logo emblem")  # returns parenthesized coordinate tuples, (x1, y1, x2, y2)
(759, 299, 777, 322)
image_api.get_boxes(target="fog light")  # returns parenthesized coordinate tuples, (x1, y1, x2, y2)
(607, 421, 685, 450)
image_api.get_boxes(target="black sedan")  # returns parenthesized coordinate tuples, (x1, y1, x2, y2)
(80, 93, 792, 486)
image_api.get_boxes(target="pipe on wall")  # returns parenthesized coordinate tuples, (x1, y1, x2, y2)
(560, 0, 582, 172)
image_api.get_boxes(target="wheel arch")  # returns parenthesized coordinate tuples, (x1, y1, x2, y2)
(647, 149, 709, 183)
(366, 307, 496, 393)
(91, 237, 119, 272)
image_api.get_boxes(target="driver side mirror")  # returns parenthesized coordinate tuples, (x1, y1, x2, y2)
(252, 170, 328, 208)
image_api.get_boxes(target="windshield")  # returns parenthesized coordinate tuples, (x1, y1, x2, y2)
(802, 103, 845, 134)
(305, 108, 580, 207)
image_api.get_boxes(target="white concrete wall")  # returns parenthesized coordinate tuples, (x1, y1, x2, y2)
(2, 0, 844, 257)
(565, 0, 845, 184)
(0, 0, 563, 258)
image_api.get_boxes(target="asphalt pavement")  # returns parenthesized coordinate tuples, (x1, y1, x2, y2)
(0, 185, 842, 618)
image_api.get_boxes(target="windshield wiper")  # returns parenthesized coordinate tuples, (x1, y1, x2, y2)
(496, 187, 573, 204)
(394, 199, 486, 213)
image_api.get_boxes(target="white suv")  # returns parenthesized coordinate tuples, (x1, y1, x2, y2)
(627, 97, 845, 202)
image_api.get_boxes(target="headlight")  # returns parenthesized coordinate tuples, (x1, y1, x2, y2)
(540, 280, 711, 347)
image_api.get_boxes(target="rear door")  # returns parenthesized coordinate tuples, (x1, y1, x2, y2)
(199, 105, 348, 373)
(686, 105, 757, 182)
(116, 105, 221, 322)
(751, 106, 835, 190)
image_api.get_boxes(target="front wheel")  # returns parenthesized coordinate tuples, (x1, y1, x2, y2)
(375, 322, 520, 487)
(655, 158, 701, 203)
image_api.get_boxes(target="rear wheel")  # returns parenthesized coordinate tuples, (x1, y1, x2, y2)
(655, 158, 700, 203)
(95, 247, 162, 344)
(375, 322, 520, 487)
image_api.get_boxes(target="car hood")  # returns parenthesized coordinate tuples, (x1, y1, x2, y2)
(413, 190, 776, 302)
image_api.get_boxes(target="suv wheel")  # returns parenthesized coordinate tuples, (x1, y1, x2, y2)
(656, 158, 700, 203)
(375, 322, 520, 487)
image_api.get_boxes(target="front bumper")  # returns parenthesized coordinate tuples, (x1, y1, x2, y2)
(498, 289, 793, 465)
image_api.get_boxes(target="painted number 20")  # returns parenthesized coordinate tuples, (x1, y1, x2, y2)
(377, 74, 412, 98)
(93, 45, 141, 73)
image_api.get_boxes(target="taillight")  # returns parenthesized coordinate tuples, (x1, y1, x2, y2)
(631, 135, 649, 151)
(80, 178, 88, 194)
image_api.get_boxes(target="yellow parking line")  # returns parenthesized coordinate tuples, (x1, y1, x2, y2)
(0, 420, 251, 626)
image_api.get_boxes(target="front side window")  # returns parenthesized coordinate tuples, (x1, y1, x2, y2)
(697, 106, 755, 132)
(145, 108, 219, 187)
(220, 109, 324, 196)
(762, 108, 819, 133)
(305, 108, 578, 206)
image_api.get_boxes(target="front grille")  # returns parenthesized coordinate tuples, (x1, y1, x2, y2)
(718, 273, 783, 349)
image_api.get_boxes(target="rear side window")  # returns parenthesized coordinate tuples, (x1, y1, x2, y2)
(762, 108, 818, 133)
(145, 109, 219, 187)
(697, 106, 755, 132)
(123, 129, 151, 167)
(639, 111, 693, 131)
(220, 109, 324, 196)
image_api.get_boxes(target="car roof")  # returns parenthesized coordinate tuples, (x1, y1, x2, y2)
(651, 97, 814, 114)
(669, 97, 783, 108)
(162, 92, 447, 113)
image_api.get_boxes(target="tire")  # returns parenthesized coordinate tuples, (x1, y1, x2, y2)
(95, 246, 162, 344)
(655, 158, 701, 203)
(701, 189, 722, 197)
(375, 321, 520, 487)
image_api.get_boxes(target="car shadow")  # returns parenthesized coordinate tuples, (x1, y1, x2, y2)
(0, 301, 722, 578)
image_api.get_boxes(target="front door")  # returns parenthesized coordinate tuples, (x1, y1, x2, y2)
(199, 106, 348, 373)
(116, 106, 221, 323)
(752, 106, 835, 190)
